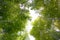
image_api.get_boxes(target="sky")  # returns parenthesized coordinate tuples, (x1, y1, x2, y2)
(25, 6, 44, 40)
(25, 7, 39, 40)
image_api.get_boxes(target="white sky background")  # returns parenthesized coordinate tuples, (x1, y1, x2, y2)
(25, 0, 40, 40)
(25, 7, 40, 40)
(25, 7, 44, 40)
(25, 7, 44, 33)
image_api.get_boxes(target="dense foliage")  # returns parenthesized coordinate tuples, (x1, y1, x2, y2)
(30, 0, 60, 40)
(0, 0, 29, 40)
(0, 0, 60, 40)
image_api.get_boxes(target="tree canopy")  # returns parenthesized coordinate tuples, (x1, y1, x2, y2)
(0, 0, 60, 40)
